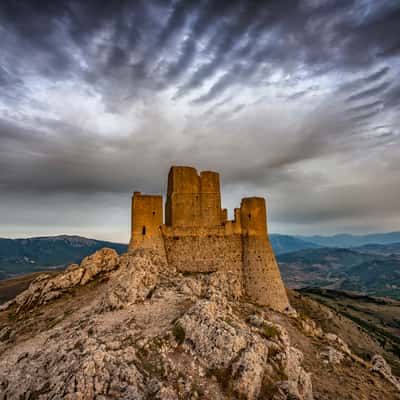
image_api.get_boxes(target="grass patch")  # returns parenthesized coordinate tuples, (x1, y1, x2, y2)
(7, 312, 17, 322)
(172, 322, 186, 344)
(206, 368, 235, 395)
(261, 323, 279, 339)
(190, 383, 205, 398)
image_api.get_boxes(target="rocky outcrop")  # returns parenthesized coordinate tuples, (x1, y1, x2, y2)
(177, 298, 313, 400)
(0, 248, 119, 313)
(0, 249, 315, 399)
(371, 355, 400, 391)
(1, 248, 399, 399)
(98, 249, 170, 312)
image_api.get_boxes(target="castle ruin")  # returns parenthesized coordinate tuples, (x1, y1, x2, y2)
(128, 166, 289, 312)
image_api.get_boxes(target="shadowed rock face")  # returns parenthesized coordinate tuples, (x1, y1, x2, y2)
(0, 248, 399, 399)
(129, 165, 290, 312)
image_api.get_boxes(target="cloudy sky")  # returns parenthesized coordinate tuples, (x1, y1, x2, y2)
(0, 0, 399, 242)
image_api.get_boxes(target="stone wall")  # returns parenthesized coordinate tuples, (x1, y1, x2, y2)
(129, 192, 166, 257)
(165, 166, 222, 227)
(242, 236, 289, 311)
(163, 232, 243, 276)
(240, 197, 289, 310)
(129, 165, 290, 312)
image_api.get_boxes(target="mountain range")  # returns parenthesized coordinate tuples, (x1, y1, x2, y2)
(296, 231, 400, 248)
(1, 233, 399, 300)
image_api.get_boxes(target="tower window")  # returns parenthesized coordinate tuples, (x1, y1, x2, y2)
(142, 226, 146, 235)
(248, 213, 251, 219)
(152, 211, 155, 216)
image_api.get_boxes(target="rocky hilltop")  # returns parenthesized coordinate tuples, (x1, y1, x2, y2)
(0, 248, 399, 399)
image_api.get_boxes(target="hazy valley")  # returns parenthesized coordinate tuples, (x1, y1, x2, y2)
(2, 233, 399, 300)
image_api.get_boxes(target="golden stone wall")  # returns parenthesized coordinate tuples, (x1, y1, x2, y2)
(129, 192, 165, 257)
(129, 166, 289, 312)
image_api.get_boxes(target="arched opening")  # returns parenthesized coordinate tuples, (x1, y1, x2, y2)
(142, 226, 146, 235)
(152, 211, 156, 216)
(248, 213, 251, 219)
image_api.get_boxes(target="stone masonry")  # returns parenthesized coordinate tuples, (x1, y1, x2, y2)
(129, 166, 289, 311)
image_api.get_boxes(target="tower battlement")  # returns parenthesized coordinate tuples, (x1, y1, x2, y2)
(129, 166, 289, 311)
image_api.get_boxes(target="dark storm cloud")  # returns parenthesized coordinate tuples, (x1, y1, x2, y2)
(339, 67, 390, 93)
(2, 0, 400, 108)
(346, 81, 391, 103)
(0, 95, 375, 196)
(1, 0, 400, 238)
(347, 100, 383, 114)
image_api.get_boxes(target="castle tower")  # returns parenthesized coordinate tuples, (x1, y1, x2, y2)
(129, 166, 290, 313)
(129, 192, 165, 256)
(240, 197, 289, 311)
(165, 166, 222, 227)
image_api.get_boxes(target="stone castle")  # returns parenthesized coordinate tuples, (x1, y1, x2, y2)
(128, 166, 289, 311)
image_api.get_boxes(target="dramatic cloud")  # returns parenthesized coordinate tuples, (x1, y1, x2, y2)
(0, 0, 399, 241)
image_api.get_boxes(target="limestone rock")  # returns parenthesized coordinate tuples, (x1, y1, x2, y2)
(283, 346, 313, 400)
(320, 346, 345, 364)
(97, 250, 167, 311)
(0, 250, 316, 400)
(2, 248, 120, 313)
(324, 332, 351, 355)
(177, 300, 312, 400)
(79, 247, 119, 285)
(371, 355, 400, 391)
(205, 270, 243, 300)
(178, 299, 247, 369)
(231, 340, 269, 399)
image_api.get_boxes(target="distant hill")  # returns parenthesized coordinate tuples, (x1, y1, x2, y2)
(269, 234, 320, 254)
(352, 242, 400, 256)
(0, 235, 127, 280)
(277, 244, 400, 299)
(297, 231, 400, 248)
(342, 257, 400, 298)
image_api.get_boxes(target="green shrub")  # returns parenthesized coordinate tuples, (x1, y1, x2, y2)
(172, 322, 185, 344)
(261, 323, 279, 339)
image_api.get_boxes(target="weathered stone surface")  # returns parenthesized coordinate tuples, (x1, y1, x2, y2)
(320, 346, 345, 365)
(129, 165, 290, 312)
(1, 246, 398, 399)
(80, 247, 119, 285)
(371, 355, 400, 391)
(1, 248, 120, 313)
(97, 249, 169, 312)
(178, 300, 312, 400)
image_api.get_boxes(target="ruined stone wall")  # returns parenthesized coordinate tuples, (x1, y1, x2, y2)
(129, 192, 166, 257)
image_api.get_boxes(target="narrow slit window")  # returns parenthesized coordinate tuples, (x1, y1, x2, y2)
(142, 226, 146, 235)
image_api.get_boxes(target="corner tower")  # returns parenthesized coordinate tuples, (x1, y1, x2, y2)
(240, 197, 289, 311)
(129, 192, 165, 256)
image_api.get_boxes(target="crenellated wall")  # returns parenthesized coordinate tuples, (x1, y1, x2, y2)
(129, 166, 289, 312)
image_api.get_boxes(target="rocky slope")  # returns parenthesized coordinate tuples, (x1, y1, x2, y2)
(0, 248, 399, 399)
(0, 235, 126, 280)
